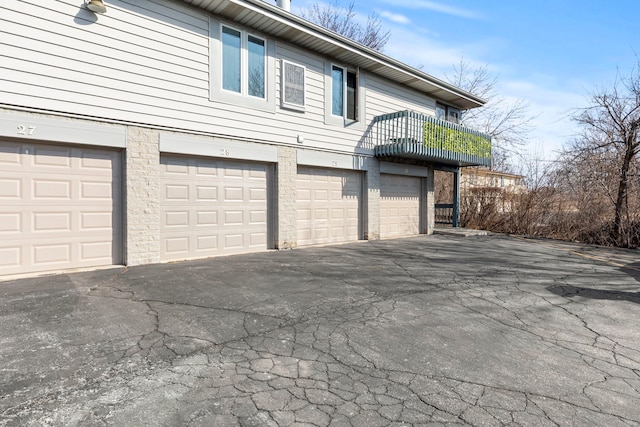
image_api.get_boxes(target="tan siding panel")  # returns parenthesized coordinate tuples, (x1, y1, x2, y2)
(1, 19, 208, 80)
(6, 1, 209, 62)
(1, 38, 206, 93)
(366, 74, 437, 119)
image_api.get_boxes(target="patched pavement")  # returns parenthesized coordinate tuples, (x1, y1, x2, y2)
(1, 234, 640, 426)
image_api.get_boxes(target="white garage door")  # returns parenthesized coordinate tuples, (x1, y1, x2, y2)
(0, 140, 122, 276)
(380, 174, 422, 239)
(160, 156, 269, 261)
(297, 166, 362, 246)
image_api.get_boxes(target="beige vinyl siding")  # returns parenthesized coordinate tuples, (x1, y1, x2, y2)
(365, 74, 437, 119)
(273, 43, 370, 152)
(275, 44, 325, 118)
(1, 0, 438, 156)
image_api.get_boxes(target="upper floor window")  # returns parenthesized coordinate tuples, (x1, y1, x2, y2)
(210, 19, 274, 112)
(221, 25, 266, 99)
(436, 103, 461, 124)
(331, 65, 357, 121)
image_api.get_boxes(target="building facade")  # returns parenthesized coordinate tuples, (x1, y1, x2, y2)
(0, 0, 490, 277)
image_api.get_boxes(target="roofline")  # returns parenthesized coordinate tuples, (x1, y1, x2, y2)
(179, 0, 486, 109)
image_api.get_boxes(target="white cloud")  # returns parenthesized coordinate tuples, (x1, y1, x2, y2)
(378, 0, 482, 19)
(383, 23, 490, 76)
(378, 10, 411, 24)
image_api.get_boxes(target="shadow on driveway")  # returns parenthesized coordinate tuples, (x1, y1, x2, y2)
(548, 261, 640, 304)
(547, 284, 640, 304)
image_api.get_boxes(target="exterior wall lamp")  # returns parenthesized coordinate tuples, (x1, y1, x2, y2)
(87, 0, 107, 14)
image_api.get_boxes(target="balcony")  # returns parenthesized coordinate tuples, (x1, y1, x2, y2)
(372, 110, 492, 167)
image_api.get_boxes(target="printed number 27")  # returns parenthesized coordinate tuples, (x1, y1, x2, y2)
(17, 125, 36, 136)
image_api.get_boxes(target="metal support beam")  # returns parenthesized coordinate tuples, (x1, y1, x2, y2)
(453, 168, 461, 228)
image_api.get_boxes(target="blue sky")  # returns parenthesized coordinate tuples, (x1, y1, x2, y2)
(292, 0, 640, 164)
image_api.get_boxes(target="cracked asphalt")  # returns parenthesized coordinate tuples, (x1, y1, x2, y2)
(1, 234, 640, 426)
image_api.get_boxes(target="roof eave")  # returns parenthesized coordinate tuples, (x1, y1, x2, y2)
(179, 0, 486, 109)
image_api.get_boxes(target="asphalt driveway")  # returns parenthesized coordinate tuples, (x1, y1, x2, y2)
(1, 234, 640, 426)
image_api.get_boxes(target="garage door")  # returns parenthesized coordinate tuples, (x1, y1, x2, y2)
(380, 174, 422, 239)
(160, 156, 269, 261)
(297, 166, 362, 246)
(0, 140, 122, 276)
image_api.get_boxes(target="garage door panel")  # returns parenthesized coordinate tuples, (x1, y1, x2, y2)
(196, 185, 217, 200)
(197, 235, 217, 251)
(296, 167, 362, 246)
(80, 211, 112, 230)
(33, 179, 70, 199)
(80, 181, 112, 199)
(33, 146, 72, 167)
(160, 156, 269, 261)
(197, 211, 217, 226)
(0, 247, 20, 269)
(0, 178, 21, 198)
(224, 210, 244, 225)
(33, 212, 71, 232)
(0, 140, 122, 276)
(80, 241, 113, 261)
(249, 210, 267, 223)
(250, 187, 266, 201)
(33, 243, 71, 264)
(80, 151, 115, 170)
(249, 232, 266, 246)
(380, 174, 422, 239)
(0, 213, 21, 232)
(165, 184, 189, 201)
(0, 142, 21, 164)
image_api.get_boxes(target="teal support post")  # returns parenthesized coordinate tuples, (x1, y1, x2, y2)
(453, 168, 461, 228)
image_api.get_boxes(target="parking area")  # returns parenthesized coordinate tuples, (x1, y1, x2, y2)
(1, 234, 640, 426)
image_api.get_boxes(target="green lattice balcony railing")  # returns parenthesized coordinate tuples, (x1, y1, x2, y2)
(372, 110, 492, 167)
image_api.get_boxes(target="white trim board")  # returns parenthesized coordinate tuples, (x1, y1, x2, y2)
(380, 161, 431, 177)
(160, 133, 277, 162)
(297, 149, 368, 171)
(0, 112, 126, 148)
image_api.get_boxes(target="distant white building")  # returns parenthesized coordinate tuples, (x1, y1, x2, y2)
(0, 0, 490, 277)
(462, 168, 526, 194)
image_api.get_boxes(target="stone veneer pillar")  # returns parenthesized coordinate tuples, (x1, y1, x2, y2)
(276, 146, 297, 249)
(425, 166, 435, 235)
(125, 127, 161, 265)
(365, 157, 381, 240)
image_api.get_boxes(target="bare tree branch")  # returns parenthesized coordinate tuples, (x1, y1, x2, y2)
(566, 60, 640, 247)
(299, 0, 390, 51)
(445, 57, 537, 171)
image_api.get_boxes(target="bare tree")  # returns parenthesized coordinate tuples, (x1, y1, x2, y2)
(299, 1, 390, 51)
(567, 64, 640, 247)
(445, 58, 536, 171)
